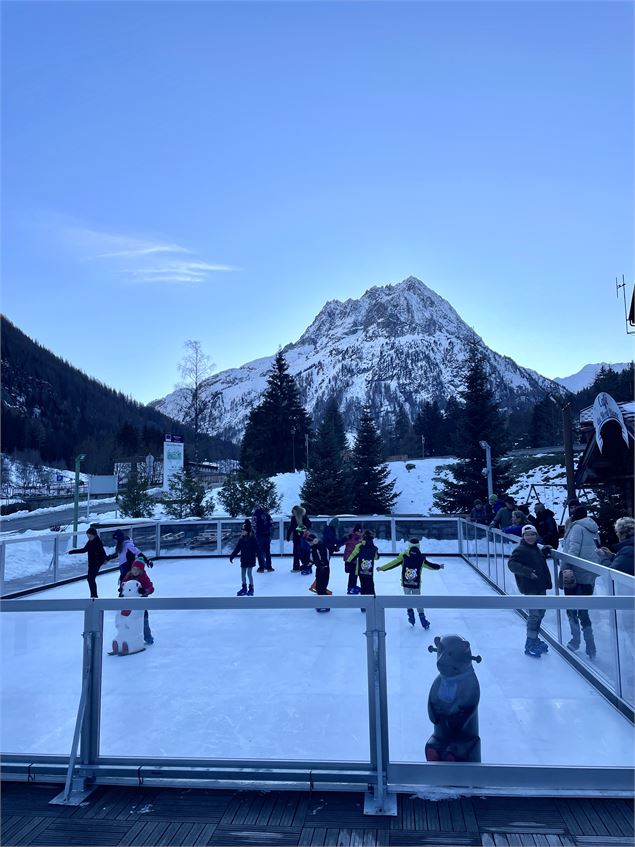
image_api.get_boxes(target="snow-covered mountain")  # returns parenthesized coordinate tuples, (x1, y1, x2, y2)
(553, 362, 632, 394)
(153, 276, 567, 441)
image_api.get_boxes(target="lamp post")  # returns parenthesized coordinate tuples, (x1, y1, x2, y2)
(479, 441, 493, 499)
(291, 426, 296, 471)
(72, 454, 86, 545)
(305, 433, 309, 470)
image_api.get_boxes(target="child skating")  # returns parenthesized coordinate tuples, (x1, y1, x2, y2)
(346, 529, 379, 612)
(229, 520, 258, 595)
(377, 537, 444, 629)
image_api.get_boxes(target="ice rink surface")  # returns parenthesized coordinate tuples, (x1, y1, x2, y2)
(2, 554, 633, 769)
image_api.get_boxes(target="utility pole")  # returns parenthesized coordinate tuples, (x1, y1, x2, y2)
(72, 454, 86, 545)
(561, 402, 577, 502)
(291, 425, 296, 471)
(305, 433, 309, 470)
(479, 441, 493, 498)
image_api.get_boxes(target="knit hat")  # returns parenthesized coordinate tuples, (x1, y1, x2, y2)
(489, 495, 498, 503)
(409, 537, 420, 545)
(522, 524, 537, 535)
(571, 506, 588, 521)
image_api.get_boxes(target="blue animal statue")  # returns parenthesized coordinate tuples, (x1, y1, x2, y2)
(425, 634, 482, 762)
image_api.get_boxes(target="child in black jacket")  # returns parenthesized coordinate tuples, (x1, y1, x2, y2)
(346, 530, 379, 611)
(69, 526, 107, 598)
(377, 538, 444, 629)
(230, 520, 259, 596)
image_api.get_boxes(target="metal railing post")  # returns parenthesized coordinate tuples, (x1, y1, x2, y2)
(610, 574, 624, 699)
(552, 551, 563, 644)
(216, 520, 222, 554)
(53, 535, 59, 584)
(155, 522, 161, 558)
(279, 519, 284, 556)
(0, 542, 5, 595)
(390, 517, 396, 553)
(363, 599, 396, 815)
(457, 518, 463, 556)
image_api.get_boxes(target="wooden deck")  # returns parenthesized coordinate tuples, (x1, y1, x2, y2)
(1, 783, 633, 846)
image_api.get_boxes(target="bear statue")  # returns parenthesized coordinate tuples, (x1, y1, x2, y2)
(425, 634, 482, 762)
(110, 579, 146, 656)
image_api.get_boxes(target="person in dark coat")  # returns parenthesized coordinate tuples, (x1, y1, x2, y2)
(254, 505, 274, 572)
(343, 523, 362, 594)
(346, 530, 379, 611)
(507, 524, 553, 658)
(598, 517, 635, 576)
(230, 520, 259, 596)
(286, 505, 312, 573)
(322, 517, 340, 556)
(534, 503, 560, 548)
(469, 500, 488, 525)
(489, 497, 516, 530)
(69, 526, 107, 598)
(307, 533, 332, 613)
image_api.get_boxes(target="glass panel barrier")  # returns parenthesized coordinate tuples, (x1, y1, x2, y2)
(130, 524, 158, 558)
(1, 610, 84, 755)
(385, 603, 635, 769)
(614, 571, 635, 705)
(99, 606, 370, 762)
(3, 537, 56, 594)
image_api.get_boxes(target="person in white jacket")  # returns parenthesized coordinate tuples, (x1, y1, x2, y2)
(560, 506, 600, 658)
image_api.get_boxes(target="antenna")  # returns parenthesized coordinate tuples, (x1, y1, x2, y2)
(615, 275, 635, 335)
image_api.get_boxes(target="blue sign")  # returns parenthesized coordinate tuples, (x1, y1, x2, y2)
(56, 474, 64, 482)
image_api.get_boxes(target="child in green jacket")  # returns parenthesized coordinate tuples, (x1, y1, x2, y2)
(377, 538, 444, 629)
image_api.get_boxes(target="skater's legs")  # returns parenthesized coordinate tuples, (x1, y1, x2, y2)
(143, 610, 153, 644)
(347, 570, 359, 592)
(316, 565, 330, 595)
(87, 565, 99, 599)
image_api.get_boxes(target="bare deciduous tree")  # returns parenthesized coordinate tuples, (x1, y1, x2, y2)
(177, 340, 215, 461)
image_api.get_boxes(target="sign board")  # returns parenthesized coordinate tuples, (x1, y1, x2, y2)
(88, 475, 118, 496)
(55, 474, 64, 482)
(592, 392, 630, 453)
(163, 436, 184, 490)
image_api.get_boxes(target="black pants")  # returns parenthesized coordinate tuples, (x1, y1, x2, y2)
(316, 565, 330, 595)
(292, 541, 309, 571)
(359, 574, 375, 596)
(256, 537, 272, 570)
(565, 583, 593, 629)
(87, 564, 102, 599)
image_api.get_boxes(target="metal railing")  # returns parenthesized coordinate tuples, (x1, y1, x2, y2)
(1, 592, 633, 811)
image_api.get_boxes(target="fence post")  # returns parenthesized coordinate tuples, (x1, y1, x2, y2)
(363, 599, 396, 816)
(53, 535, 59, 584)
(155, 522, 161, 559)
(610, 574, 624, 699)
(217, 520, 222, 554)
(457, 518, 463, 556)
(390, 517, 396, 553)
(0, 541, 5, 596)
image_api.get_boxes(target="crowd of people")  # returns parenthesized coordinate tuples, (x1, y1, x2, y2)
(67, 496, 633, 656)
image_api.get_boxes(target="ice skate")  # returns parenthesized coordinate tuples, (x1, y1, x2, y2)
(524, 637, 542, 658)
(237, 585, 248, 596)
(316, 608, 331, 613)
(535, 638, 548, 653)
(419, 613, 431, 630)
(247, 586, 254, 596)
(407, 609, 415, 626)
(567, 618, 580, 652)
(583, 625, 596, 659)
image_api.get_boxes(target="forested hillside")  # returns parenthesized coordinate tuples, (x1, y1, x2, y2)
(1, 317, 238, 473)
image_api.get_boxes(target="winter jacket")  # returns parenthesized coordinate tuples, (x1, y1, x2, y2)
(342, 530, 361, 561)
(490, 507, 514, 530)
(69, 536, 107, 569)
(310, 541, 330, 568)
(469, 505, 488, 524)
(599, 536, 634, 576)
(502, 524, 523, 537)
(507, 538, 553, 595)
(535, 509, 560, 548)
(286, 513, 312, 543)
(377, 544, 441, 589)
(322, 524, 340, 555)
(253, 507, 273, 538)
(121, 560, 155, 596)
(346, 540, 379, 578)
(561, 517, 600, 585)
(230, 533, 259, 567)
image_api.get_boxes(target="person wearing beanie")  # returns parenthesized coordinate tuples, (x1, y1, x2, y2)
(229, 521, 259, 596)
(106, 529, 142, 582)
(346, 529, 379, 612)
(507, 524, 553, 658)
(470, 499, 488, 525)
(343, 523, 363, 594)
(534, 503, 560, 548)
(377, 538, 444, 629)
(306, 533, 333, 612)
(486, 494, 505, 523)
(322, 516, 341, 556)
(560, 505, 600, 658)
(253, 505, 274, 572)
(68, 526, 107, 598)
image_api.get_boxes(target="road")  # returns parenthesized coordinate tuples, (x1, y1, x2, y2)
(0, 500, 118, 534)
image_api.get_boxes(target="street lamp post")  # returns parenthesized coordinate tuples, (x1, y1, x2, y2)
(291, 426, 296, 471)
(305, 433, 309, 470)
(72, 454, 86, 545)
(479, 441, 493, 499)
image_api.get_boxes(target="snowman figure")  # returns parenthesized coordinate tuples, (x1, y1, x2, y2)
(110, 579, 146, 656)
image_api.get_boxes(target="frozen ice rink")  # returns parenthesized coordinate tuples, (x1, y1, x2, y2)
(2, 554, 633, 770)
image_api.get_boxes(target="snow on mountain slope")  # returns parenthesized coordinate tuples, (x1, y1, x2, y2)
(153, 276, 566, 441)
(553, 362, 631, 394)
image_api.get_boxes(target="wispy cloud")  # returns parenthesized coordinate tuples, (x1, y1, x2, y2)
(63, 223, 237, 285)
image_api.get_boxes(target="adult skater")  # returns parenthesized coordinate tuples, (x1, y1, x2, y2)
(254, 504, 274, 572)
(322, 517, 341, 556)
(229, 519, 259, 595)
(286, 505, 312, 573)
(306, 533, 332, 613)
(507, 524, 553, 658)
(560, 506, 600, 658)
(377, 537, 444, 629)
(68, 526, 107, 598)
(346, 529, 379, 612)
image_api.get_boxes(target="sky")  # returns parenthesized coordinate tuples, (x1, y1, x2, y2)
(2, 0, 633, 404)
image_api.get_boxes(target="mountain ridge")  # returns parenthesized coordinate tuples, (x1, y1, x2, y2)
(153, 276, 568, 441)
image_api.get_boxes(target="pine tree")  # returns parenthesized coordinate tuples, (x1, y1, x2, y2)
(434, 347, 513, 513)
(414, 400, 445, 456)
(118, 467, 155, 518)
(161, 467, 213, 519)
(240, 351, 311, 477)
(300, 398, 351, 513)
(350, 408, 399, 514)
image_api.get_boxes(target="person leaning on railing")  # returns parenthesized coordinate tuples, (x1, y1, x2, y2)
(597, 517, 635, 577)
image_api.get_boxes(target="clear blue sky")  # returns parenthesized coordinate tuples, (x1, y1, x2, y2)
(2, 1, 633, 404)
